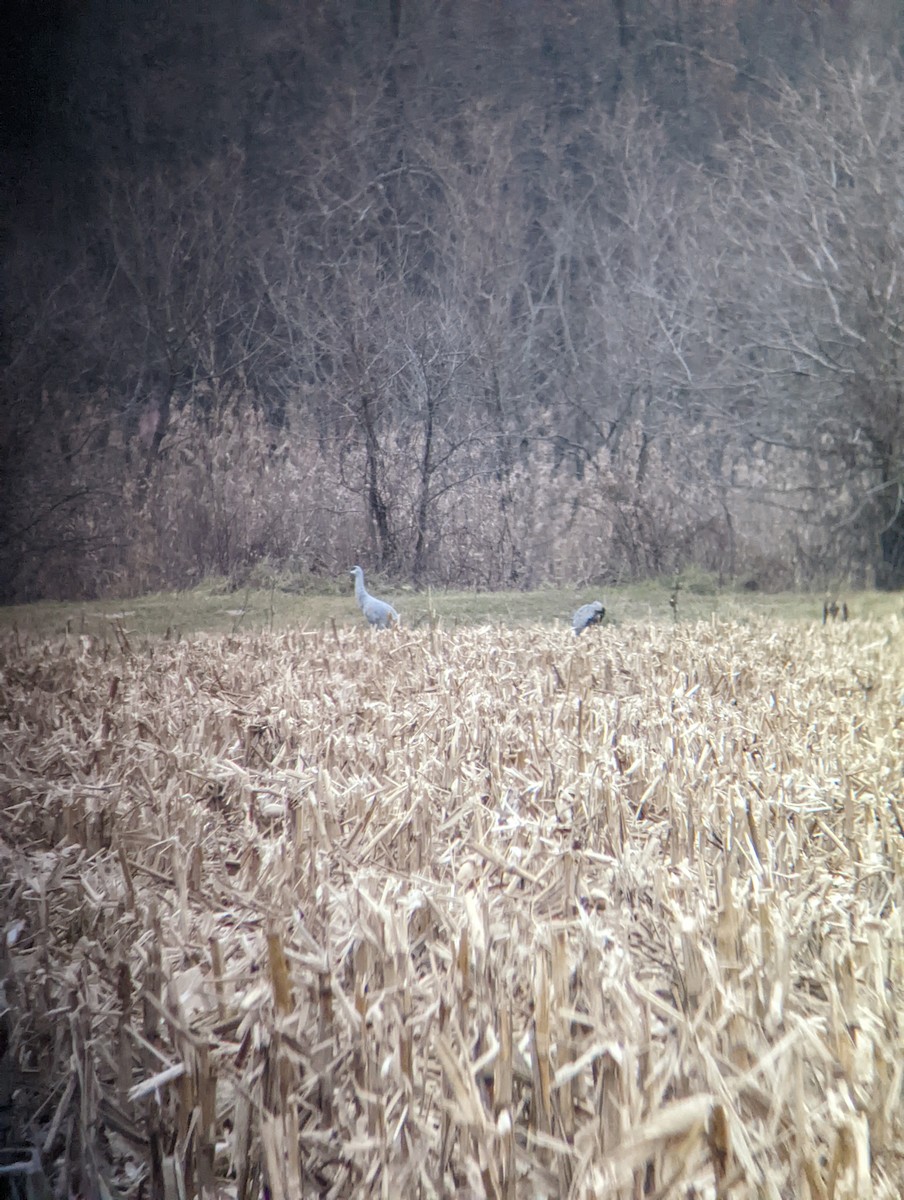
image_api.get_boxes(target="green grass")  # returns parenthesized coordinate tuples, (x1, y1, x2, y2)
(1, 576, 901, 640)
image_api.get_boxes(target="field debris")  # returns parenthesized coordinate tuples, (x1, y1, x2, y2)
(1, 615, 902, 1197)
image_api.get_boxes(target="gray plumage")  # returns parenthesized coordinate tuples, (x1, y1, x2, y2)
(350, 566, 399, 628)
(572, 600, 605, 635)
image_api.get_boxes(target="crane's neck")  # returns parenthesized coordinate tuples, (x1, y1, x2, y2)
(354, 572, 367, 605)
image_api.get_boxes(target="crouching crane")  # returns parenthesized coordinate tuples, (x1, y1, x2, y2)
(572, 600, 605, 635)
(350, 566, 400, 629)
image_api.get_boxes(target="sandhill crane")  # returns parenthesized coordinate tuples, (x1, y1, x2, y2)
(350, 566, 399, 628)
(572, 600, 605, 635)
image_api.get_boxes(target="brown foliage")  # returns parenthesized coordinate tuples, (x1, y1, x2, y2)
(1, 615, 902, 1195)
(2, 390, 771, 599)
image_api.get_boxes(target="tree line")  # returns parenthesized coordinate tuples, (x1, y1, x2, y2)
(2, 1, 903, 600)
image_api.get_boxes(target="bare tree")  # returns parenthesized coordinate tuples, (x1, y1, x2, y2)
(706, 52, 904, 584)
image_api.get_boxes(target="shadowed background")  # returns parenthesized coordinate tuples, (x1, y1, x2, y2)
(3, 1, 904, 602)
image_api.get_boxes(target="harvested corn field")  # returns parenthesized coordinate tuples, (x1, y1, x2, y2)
(1, 615, 903, 1198)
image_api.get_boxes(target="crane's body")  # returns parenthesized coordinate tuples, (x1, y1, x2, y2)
(572, 600, 605, 635)
(351, 566, 399, 628)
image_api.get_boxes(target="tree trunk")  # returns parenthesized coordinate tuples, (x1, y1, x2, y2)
(412, 388, 435, 585)
(359, 392, 395, 569)
(878, 500, 904, 589)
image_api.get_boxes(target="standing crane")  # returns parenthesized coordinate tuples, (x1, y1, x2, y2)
(350, 566, 400, 628)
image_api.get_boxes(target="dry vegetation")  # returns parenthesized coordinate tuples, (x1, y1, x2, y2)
(1, 613, 903, 1198)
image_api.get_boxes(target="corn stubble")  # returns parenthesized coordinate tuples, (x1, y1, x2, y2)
(1, 615, 902, 1198)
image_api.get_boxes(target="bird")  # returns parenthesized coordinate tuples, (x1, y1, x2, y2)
(350, 566, 400, 628)
(572, 600, 605, 635)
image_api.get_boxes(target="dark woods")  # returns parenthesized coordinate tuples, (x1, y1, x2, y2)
(3, 0, 904, 601)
